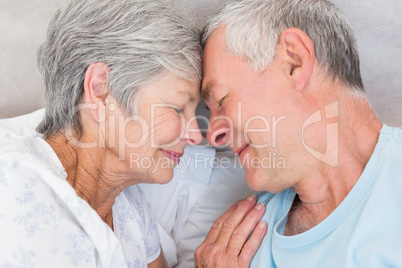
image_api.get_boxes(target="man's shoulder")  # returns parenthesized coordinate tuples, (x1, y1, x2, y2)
(379, 125, 402, 146)
(375, 125, 402, 169)
(256, 188, 294, 205)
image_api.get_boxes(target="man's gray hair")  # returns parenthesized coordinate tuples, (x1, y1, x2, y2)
(37, 0, 202, 139)
(202, 0, 364, 93)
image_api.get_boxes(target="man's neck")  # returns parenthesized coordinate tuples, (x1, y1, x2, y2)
(285, 93, 382, 236)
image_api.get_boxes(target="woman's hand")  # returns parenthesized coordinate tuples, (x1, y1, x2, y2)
(194, 194, 267, 268)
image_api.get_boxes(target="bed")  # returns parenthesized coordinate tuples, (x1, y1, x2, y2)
(1, 0, 401, 267)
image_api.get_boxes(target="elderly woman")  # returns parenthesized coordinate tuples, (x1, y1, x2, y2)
(0, 0, 202, 267)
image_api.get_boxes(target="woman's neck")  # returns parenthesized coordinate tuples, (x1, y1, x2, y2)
(46, 133, 127, 229)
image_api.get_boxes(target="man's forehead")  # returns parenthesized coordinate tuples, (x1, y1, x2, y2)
(203, 27, 227, 55)
(201, 28, 228, 102)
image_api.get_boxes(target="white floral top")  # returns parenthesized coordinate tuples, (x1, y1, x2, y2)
(0, 130, 161, 267)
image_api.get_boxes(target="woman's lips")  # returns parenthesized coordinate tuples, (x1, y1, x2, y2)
(161, 150, 183, 164)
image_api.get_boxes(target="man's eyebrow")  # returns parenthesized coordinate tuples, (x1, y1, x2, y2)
(201, 81, 214, 101)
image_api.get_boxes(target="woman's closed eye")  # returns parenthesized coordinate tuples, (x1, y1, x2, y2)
(173, 107, 183, 115)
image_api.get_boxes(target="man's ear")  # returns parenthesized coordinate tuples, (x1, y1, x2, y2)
(279, 28, 315, 92)
(83, 62, 110, 123)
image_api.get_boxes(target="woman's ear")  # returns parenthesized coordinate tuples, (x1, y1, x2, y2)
(83, 62, 110, 123)
(279, 28, 315, 92)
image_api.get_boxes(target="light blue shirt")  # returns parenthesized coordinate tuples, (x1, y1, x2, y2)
(251, 125, 402, 267)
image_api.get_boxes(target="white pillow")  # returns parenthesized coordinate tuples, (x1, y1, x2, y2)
(175, 151, 255, 268)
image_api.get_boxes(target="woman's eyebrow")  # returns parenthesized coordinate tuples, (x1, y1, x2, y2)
(178, 90, 197, 103)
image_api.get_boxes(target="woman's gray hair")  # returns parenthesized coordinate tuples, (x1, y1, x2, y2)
(202, 0, 364, 93)
(37, 0, 202, 139)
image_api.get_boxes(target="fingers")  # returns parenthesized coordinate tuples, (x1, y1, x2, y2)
(194, 194, 266, 268)
(226, 202, 266, 256)
(238, 220, 267, 267)
(202, 200, 240, 243)
(204, 194, 255, 244)
(214, 194, 258, 248)
(195, 199, 246, 267)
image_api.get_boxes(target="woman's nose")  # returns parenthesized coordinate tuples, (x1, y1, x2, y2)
(183, 116, 203, 145)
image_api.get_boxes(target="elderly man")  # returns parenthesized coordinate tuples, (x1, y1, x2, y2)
(195, 0, 402, 267)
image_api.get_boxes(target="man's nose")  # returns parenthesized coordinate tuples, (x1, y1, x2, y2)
(206, 118, 231, 147)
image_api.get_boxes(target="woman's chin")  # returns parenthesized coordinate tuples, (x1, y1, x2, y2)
(148, 166, 175, 185)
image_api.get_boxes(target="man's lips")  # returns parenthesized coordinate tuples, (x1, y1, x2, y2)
(235, 143, 250, 157)
(161, 150, 184, 164)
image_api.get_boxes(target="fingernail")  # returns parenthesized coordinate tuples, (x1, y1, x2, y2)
(247, 194, 256, 201)
(255, 202, 264, 211)
(258, 221, 267, 229)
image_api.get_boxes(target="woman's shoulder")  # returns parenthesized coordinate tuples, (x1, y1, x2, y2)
(0, 132, 78, 228)
(0, 130, 64, 173)
(0, 132, 66, 189)
(0, 131, 126, 267)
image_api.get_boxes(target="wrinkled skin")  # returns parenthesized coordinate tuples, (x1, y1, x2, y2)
(195, 195, 267, 268)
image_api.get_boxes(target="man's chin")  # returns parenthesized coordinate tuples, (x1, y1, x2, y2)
(245, 169, 286, 194)
(245, 170, 268, 192)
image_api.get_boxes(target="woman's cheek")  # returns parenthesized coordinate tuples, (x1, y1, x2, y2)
(152, 112, 183, 146)
(123, 120, 148, 144)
